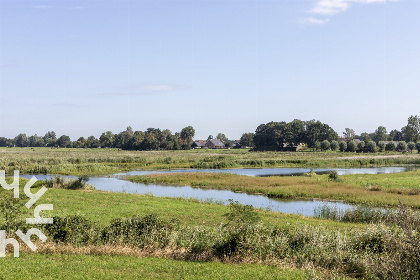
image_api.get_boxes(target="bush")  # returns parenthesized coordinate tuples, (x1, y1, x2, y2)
(407, 141, 415, 152)
(339, 141, 347, 152)
(397, 141, 407, 152)
(386, 141, 396, 151)
(416, 142, 420, 153)
(377, 141, 386, 152)
(347, 140, 357, 152)
(357, 141, 365, 152)
(328, 171, 339, 181)
(330, 140, 339, 151)
(320, 140, 330, 151)
(43, 215, 94, 245)
(366, 141, 377, 153)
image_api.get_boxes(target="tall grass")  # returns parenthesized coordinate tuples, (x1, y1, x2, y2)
(29, 202, 418, 279)
(1, 147, 419, 176)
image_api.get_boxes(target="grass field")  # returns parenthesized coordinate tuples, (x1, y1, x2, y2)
(128, 170, 420, 208)
(0, 254, 313, 280)
(1, 147, 419, 175)
(1, 148, 419, 279)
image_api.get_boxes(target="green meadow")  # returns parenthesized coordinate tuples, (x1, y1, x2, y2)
(1, 147, 420, 175)
(1, 148, 419, 279)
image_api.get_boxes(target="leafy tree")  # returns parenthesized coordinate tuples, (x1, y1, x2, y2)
(14, 133, 28, 147)
(407, 142, 416, 153)
(29, 134, 45, 147)
(389, 129, 403, 141)
(373, 126, 387, 143)
(43, 131, 57, 147)
(357, 141, 365, 152)
(343, 128, 355, 141)
(99, 131, 115, 148)
(239, 133, 254, 148)
(131, 131, 145, 150)
(347, 140, 357, 152)
(330, 140, 338, 151)
(339, 141, 347, 152)
(416, 142, 420, 154)
(304, 120, 338, 150)
(0, 137, 12, 147)
(402, 115, 420, 142)
(253, 122, 287, 150)
(87, 136, 100, 148)
(115, 126, 134, 149)
(386, 141, 396, 151)
(320, 140, 330, 151)
(180, 126, 195, 149)
(360, 132, 371, 143)
(314, 141, 321, 151)
(366, 141, 377, 153)
(216, 133, 228, 144)
(397, 141, 407, 152)
(377, 141, 386, 152)
(141, 132, 159, 150)
(286, 119, 305, 144)
(206, 135, 213, 141)
(57, 135, 71, 148)
(75, 137, 87, 148)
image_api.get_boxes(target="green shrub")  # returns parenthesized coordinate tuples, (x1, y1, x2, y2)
(328, 171, 339, 181)
(320, 140, 330, 151)
(330, 140, 339, 151)
(339, 141, 347, 152)
(397, 141, 407, 152)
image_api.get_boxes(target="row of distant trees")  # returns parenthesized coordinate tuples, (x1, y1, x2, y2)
(1, 115, 419, 152)
(239, 115, 420, 151)
(0, 126, 196, 150)
(311, 139, 420, 153)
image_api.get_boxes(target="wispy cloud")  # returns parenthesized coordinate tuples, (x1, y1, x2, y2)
(32, 5, 52, 9)
(306, 0, 399, 24)
(305, 17, 330, 25)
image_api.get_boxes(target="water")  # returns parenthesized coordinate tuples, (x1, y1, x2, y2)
(114, 166, 418, 177)
(20, 166, 417, 217)
(21, 173, 355, 217)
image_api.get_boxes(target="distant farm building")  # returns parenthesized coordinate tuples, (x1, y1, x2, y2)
(191, 140, 207, 149)
(205, 139, 225, 149)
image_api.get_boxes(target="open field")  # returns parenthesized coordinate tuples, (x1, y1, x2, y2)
(0, 254, 312, 280)
(1, 147, 419, 175)
(1, 149, 420, 279)
(128, 170, 420, 208)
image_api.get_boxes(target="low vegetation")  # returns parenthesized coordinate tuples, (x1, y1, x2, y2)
(128, 171, 420, 208)
(1, 147, 420, 176)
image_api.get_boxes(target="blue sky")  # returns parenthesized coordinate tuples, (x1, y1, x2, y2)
(0, 0, 419, 140)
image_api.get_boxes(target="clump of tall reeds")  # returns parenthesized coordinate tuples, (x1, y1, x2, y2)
(43, 175, 94, 190)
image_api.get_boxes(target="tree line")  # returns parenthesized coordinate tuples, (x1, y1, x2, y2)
(0, 126, 196, 150)
(241, 115, 420, 152)
(1, 115, 419, 152)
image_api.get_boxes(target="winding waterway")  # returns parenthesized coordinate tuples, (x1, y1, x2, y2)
(22, 166, 418, 217)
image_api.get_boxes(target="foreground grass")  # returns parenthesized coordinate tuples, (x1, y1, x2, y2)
(36, 187, 359, 230)
(128, 171, 420, 208)
(0, 254, 311, 280)
(1, 147, 419, 175)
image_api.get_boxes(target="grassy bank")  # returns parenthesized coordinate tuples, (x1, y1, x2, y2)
(128, 171, 420, 208)
(1, 147, 419, 176)
(0, 254, 312, 280)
